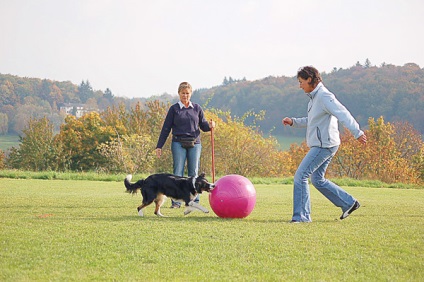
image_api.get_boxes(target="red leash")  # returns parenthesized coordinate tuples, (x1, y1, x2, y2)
(210, 120, 215, 183)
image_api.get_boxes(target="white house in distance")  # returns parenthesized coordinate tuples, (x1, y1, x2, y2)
(59, 103, 97, 118)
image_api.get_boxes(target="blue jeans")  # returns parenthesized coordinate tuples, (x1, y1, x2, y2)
(292, 146, 356, 222)
(171, 142, 201, 206)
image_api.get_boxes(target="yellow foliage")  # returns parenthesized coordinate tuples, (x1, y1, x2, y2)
(0, 149, 5, 169)
(199, 111, 289, 177)
(332, 117, 422, 184)
(8, 101, 423, 185)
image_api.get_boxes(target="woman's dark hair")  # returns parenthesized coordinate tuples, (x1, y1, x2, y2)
(297, 66, 322, 86)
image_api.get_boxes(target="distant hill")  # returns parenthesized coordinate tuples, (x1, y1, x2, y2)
(1, 62, 423, 135)
(0, 74, 176, 134)
(193, 62, 424, 135)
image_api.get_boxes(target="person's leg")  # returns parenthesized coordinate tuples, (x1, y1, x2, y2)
(187, 143, 202, 203)
(310, 146, 357, 212)
(172, 141, 187, 177)
(187, 143, 201, 177)
(292, 148, 319, 222)
(171, 141, 187, 207)
(292, 146, 342, 222)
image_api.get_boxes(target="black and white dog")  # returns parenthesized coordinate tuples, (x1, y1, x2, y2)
(124, 172, 215, 217)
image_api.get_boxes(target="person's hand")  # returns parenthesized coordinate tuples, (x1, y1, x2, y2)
(209, 120, 216, 128)
(282, 117, 293, 126)
(357, 134, 367, 145)
(155, 148, 162, 158)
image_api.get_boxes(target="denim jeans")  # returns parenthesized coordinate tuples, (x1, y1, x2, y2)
(292, 146, 356, 222)
(171, 141, 201, 206)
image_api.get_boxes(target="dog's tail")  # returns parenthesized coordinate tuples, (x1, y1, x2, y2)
(124, 175, 145, 194)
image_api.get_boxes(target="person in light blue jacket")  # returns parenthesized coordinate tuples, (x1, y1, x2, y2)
(282, 66, 367, 223)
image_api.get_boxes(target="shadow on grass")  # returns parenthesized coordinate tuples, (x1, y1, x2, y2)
(77, 215, 348, 224)
(93, 215, 231, 222)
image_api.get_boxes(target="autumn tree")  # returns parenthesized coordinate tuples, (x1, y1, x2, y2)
(199, 109, 289, 177)
(0, 113, 8, 134)
(0, 149, 5, 169)
(98, 134, 155, 174)
(55, 112, 115, 171)
(392, 121, 422, 161)
(332, 117, 422, 183)
(78, 80, 94, 103)
(13, 101, 50, 134)
(7, 117, 56, 171)
(104, 88, 114, 101)
(0, 80, 18, 105)
(4, 100, 422, 185)
(100, 101, 170, 174)
(285, 141, 310, 176)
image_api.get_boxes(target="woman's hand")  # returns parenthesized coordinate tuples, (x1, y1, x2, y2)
(282, 117, 293, 126)
(209, 120, 216, 128)
(155, 148, 162, 158)
(357, 134, 367, 145)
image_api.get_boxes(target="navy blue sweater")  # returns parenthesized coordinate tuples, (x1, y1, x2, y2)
(156, 103, 211, 149)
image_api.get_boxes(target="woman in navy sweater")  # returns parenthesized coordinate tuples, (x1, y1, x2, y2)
(156, 82, 215, 208)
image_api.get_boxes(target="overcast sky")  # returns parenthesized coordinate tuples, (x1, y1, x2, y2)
(1, 0, 423, 98)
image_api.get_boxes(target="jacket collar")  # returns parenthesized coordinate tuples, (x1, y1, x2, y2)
(307, 82, 323, 99)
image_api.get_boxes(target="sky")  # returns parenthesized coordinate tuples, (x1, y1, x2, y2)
(1, 0, 423, 98)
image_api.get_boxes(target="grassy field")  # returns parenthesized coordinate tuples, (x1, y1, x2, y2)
(1, 178, 423, 281)
(272, 135, 304, 151)
(0, 134, 20, 151)
(0, 134, 303, 152)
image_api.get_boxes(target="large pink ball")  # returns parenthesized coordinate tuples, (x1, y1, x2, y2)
(209, 174, 256, 218)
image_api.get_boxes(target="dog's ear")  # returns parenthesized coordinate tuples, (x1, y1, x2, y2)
(200, 172, 206, 178)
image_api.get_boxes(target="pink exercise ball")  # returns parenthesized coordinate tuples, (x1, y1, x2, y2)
(209, 174, 256, 218)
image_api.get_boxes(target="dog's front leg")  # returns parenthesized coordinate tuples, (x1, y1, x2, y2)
(188, 201, 209, 213)
(184, 205, 196, 215)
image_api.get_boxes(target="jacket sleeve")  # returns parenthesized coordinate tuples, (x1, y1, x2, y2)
(198, 105, 211, 132)
(156, 106, 174, 148)
(292, 117, 308, 128)
(322, 93, 364, 138)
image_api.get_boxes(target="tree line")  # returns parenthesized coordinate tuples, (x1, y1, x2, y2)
(194, 61, 424, 135)
(1, 61, 423, 137)
(0, 75, 168, 134)
(0, 102, 422, 185)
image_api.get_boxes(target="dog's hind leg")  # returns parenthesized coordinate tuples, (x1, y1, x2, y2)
(137, 208, 144, 217)
(137, 202, 152, 217)
(154, 194, 166, 217)
(189, 201, 209, 213)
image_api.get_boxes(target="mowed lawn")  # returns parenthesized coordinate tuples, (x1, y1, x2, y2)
(0, 178, 423, 281)
(0, 134, 20, 151)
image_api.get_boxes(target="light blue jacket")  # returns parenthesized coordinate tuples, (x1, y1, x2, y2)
(291, 82, 364, 148)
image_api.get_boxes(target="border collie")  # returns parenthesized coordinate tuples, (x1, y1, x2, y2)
(124, 173, 215, 217)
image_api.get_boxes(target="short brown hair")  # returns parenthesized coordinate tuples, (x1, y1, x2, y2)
(178, 82, 192, 94)
(297, 66, 322, 86)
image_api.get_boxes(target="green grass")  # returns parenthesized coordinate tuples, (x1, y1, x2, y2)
(0, 169, 136, 182)
(1, 170, 420, 189)
(1, 178, 423, 281)
(0, 134, 20, 151)
(272, 134, 304, 150)
(0, 134, 301, 152)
